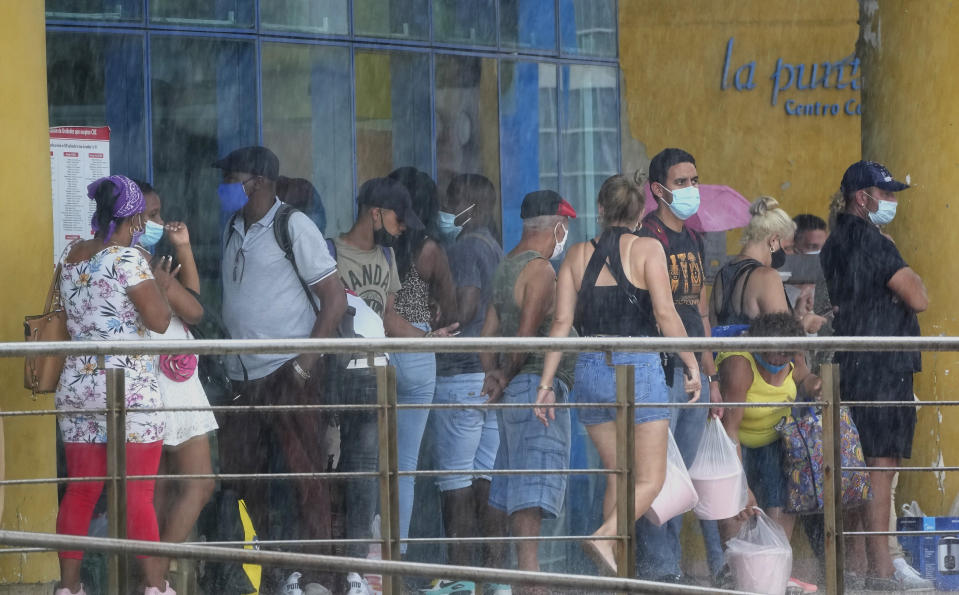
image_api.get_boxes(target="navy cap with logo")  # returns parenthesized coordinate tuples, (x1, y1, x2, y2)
(840, 160, 910, 194)
(212, 146, 280, 181)
(520, 190, 578, 219)
(357, 177, 424, 230)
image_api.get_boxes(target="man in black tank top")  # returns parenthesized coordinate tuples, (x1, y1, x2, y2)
(479, 190, 577, 582)
(636, 148, 724, 582)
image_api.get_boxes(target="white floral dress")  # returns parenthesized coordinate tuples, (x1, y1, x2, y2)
(55, 245, 165, 443)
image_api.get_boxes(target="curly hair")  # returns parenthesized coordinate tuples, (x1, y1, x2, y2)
(747, 312, 803, 338)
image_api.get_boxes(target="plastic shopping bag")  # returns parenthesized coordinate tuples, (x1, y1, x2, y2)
(725, 509, 793, 595)
(688, 416, 748, 520)
(645, 429, 699, 526)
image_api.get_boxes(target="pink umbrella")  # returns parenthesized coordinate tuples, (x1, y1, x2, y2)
(643, 183, 752, 232)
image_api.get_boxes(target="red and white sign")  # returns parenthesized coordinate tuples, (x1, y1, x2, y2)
(50, 126, 110, 262)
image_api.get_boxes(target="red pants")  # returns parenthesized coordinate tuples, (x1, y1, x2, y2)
(56, 441, 163, 560)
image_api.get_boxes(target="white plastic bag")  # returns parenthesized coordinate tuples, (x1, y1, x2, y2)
(688, 416, 748, 520)
(725, 508, 793, 595)
(645, 429, 699, 526)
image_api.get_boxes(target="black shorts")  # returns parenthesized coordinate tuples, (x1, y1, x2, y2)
(840, 365, 916, 459)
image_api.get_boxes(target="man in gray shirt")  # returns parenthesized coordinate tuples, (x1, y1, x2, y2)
(215, 146, 346, 588)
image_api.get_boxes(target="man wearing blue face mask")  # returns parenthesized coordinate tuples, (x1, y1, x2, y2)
(637, 148, 724, 583)
(821, 160, 929, 590)
(214, 145, 347, 590)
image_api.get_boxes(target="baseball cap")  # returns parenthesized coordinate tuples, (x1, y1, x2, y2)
(357, 177, 424, 230)
(840, 160, 910, 194)
(212, 146, 280, 181)
(520, 190, 577, 219)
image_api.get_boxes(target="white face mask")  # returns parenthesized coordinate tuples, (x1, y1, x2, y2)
(551, 222, 569, 260)
(865, 193, 898, 225)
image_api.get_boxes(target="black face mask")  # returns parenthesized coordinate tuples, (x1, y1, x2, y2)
(372, 211, 399, 248)
(770, 247, 786, 269)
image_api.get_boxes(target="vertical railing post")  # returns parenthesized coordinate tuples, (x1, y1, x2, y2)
(821, 363, 845, 595)
(376, 364, 399, 595)
(614, 364, 636, 580)
(104, 363, 127, 595)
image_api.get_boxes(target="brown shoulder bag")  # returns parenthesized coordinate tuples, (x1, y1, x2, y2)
(23, 263, 70, 395)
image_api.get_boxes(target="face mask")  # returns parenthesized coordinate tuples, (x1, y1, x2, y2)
(753, 353, 789, 374)
(217, 179, 251, 213)
(139, 220, 164, 248)
(659, 184, 700, 220)
(770, 246, 786, 269)
(372, 210, 399, 248)
(551, 222, 569, 260)
(866, 193, 898, 225)
(437, 204, 475, 241)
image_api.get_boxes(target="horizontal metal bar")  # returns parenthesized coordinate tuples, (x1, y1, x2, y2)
(7, 335, 959, 358)
(845, 530, 959, 537)
(0, 530, 745, 595)
(842, 466, 959, 472)
(191, 535, 621, 548)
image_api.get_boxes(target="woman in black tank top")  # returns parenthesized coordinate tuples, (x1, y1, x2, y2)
(534, 173, 701, 575)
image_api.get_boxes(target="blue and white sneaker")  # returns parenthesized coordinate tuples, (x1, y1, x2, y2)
(419, 579, 475, 594)
(482, 583, 511, 595)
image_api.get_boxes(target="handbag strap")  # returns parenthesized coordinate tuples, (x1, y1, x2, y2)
(43, 263, 63, 314)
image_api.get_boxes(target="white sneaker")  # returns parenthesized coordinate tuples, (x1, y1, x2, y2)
(279, 571, 304, 595)
(347, 572, 374, 595)
(893, 566, 935, 591)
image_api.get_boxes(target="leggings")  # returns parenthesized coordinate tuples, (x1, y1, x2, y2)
(56, 441, 163, 560)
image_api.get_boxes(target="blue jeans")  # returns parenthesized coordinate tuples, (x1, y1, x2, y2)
(489, 375, 571, 519)
(572, 352, 669, 426)
(636, 367, 724, 578)
(391, 321, 436, 554)
(432, 373, 499, 492)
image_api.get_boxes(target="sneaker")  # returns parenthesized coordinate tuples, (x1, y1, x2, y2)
(894, 568, 935, 591)
(786, 577, 818, 594)
(143, 581, 176, 595)
(347, 572, 374, 595)
(482, 584, 511, 595)
(54, 585, 86, 595)
(279, 572, 304, 595)
(419, 579, 475, 594)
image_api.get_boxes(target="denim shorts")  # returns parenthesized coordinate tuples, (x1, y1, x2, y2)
(432, 373, 499, 492)
(742, 439, 786, 509)
(572, 352, 669, 426)
(488, 374, 571, 519)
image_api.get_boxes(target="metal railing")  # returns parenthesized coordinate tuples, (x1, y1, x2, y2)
(1, 335, 954, 594)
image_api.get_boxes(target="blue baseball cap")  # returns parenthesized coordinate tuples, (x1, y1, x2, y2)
(840, 160, 910, 194)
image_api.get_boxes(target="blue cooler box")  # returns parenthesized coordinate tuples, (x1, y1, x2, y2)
(897, 516, 959, 590)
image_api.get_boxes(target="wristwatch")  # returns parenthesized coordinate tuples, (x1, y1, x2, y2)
(706, 374, 719, 384)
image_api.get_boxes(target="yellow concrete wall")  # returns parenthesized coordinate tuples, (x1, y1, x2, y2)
(0, 3, 59, 584)
(859, 1, 959, 516)
(620, 0, 861, 227)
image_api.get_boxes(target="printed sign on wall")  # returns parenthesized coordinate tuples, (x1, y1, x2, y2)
(50, 126, 111, 263)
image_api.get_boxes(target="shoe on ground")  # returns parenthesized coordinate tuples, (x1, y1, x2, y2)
(482, 583, 511, 595)
(844, 571, 865, 590)
(54, 585, 86, 595)
(893, 568, 935, 591)
(864, 571, 935, 592)
(143, 581, 176, 595)
(786, 577, 818, 594)
(346, 572, 374, 595)
(419, 579, 475, 594)
(279, 571, 303, 595)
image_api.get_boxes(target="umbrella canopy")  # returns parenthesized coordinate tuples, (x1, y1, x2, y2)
(644, 183, 752, 232)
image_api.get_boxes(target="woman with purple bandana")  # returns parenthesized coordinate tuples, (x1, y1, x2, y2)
(54, 175, 177, 595)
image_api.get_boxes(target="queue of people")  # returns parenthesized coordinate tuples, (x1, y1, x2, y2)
(49, 146, 930, 595)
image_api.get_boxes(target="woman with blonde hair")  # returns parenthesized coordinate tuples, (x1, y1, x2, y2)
(535, 171, 701, 575)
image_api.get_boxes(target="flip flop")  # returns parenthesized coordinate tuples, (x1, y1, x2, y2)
(582, 539, 617, 576)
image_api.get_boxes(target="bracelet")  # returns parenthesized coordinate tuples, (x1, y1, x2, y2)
(292, 360, 311, 381)
(537, 384, 554, 392)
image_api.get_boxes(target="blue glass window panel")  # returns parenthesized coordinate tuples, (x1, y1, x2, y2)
(500, 0, 557, 51)
(46, 0, 142, 22)
(260, 0, 349, 35)
(354, 0, 429, 40)
(432, 0, 496, 46)
(46, 32, 147, 179)
(150, 0, 254, 28)
(560, 0, 617, 58)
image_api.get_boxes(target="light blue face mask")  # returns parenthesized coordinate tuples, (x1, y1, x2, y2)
(753, 353, 790, 375)
(660, 184, 701, 220)
(139, 220, 164, 248)
(437, 203, 474, 241)
(866, 193, 898, 226)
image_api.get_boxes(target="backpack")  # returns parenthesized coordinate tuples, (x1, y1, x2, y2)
(182, 288, 247, 404)
(641, 213, 705, 259)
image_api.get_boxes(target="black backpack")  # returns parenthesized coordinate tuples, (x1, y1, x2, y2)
(182, 288, 246, 404)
